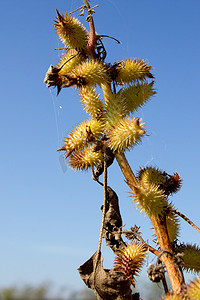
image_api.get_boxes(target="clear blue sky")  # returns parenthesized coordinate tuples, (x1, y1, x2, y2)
(0, 0, 200, 296)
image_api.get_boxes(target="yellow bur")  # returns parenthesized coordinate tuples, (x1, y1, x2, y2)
(114, 242, 147, 288)
(72, 60, 110, 86)
(107, 117, 146, 152)
(131, 183, 167, 217)
(68, 146, 103, 171)
(61, 119, 104, 158)
(119, 81, 156, 114)
(79, 87, 105, 120)
(137, 166, 166, 187)
(105, 92, 129, 130)
(54, 10, 88, 50)
(116, 58, 154, 84)
(57, 49, 85, 76)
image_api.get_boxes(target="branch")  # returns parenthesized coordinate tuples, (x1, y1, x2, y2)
(171, 208, 200, 234)
(123, 226, 161, 257)
(115, 151, 138, 188)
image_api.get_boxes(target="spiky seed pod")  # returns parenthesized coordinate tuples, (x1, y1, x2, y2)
(72, 60, 110, 87)
(162, 294, 184, 300)
(113, 242, 147, 287)
(57, 49, 85, 76)
(137, 167, 182, 196)
(79, 87, 105, 120)
(174, 243, 200, 273)
(187, 276, 200, 300)
(166, 210, 180, 242)
(68, 146, 103, 171)
(107, 117, 146, 152)
(119, 81, 156, 113)
(54, 10, 88, 50)
(130, 183, 167, 217)
(115, 58, 154, 83)
(137, 166, 166, 188)
(105, 93, 129, 130)
(63, 118, 104, 156)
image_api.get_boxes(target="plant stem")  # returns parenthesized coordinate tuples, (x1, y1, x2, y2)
(83, 0, 97, 58)
(115, 151, 138, 187)
(150, 216, 181, 293)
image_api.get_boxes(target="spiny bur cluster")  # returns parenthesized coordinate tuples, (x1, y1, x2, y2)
(45, 4, 200, 297)
(44, 8, 155, 173)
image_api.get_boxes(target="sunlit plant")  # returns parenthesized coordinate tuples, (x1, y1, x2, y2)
(44, 1, 200, 299)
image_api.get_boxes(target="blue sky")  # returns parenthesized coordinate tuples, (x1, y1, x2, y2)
(0, 0, 200, 295)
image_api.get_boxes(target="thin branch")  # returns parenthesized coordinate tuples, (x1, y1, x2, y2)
(123, 226, 161, 257)
(171, 208, 200, 233)
(70, 5, 85, 15)
(93, 153, 108, 286)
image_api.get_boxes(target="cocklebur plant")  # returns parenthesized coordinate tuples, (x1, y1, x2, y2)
(44, 1, 200, 299)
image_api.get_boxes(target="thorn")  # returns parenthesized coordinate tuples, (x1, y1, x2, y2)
(64, 152, 71, 160)
(135, 117, 140, 126)
(57, 85, 61, 96)
(56, 9, 63, 23)
(57, 145, 67, 152)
